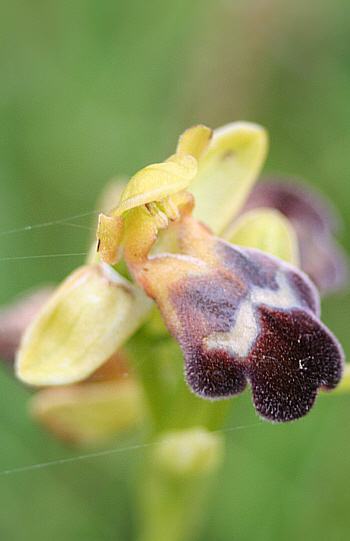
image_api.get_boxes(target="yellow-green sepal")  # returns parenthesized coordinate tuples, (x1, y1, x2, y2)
(225, 207, 300, 265)
(190, 122, 268, 235)
(15, 264, 153, 386)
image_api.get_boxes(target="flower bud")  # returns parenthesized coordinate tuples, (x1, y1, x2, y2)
(153, 428, 224, 479)
(29, 377, 146, 445)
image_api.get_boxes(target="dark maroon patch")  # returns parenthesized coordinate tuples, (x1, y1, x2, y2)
(217, 241, 279, 290)
(185, 345, 247, 398)
(247, 306, 344, 422)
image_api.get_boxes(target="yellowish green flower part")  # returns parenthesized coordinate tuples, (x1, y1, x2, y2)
(226, 208, 300, 266)
(11, 121, 347, 541)
(16, 264, 153, 386)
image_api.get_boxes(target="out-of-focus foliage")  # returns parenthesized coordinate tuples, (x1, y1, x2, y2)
(1, 1, 350, 540)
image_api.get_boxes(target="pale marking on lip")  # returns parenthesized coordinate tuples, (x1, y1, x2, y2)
(202, 271, 301, 358)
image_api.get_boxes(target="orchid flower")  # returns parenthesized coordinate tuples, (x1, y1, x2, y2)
(2, 121, 348, 541)
(1, 122, 347, 444)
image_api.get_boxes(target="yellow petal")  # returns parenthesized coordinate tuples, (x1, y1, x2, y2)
(30, 378, 146, 445)
(190, 122, 268, 235)
(123, 206, 160, 265)
(113, 153, 198, 216)
(176, 125, 213, 161)
(86, 177, 128, 266)
(15, 265, 153, 386)
(96, 213, 124, 265)
(226, 208, 300, 265)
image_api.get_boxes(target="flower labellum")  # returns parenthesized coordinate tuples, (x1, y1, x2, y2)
(135, 217, 344, 422)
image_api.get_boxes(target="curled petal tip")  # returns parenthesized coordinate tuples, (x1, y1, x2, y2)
(114, 153, 198, 216)
(176, 125, 213, 161)
(96, 213, 124, 265)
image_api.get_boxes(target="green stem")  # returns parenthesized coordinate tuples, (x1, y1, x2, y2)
(128, 314, 230, 540)
(136, 451, 216, 541)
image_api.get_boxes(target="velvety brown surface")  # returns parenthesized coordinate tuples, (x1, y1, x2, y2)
(161, 239, 344, 421)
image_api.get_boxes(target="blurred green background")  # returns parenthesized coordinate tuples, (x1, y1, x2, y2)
(1, 1, 350, 539)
